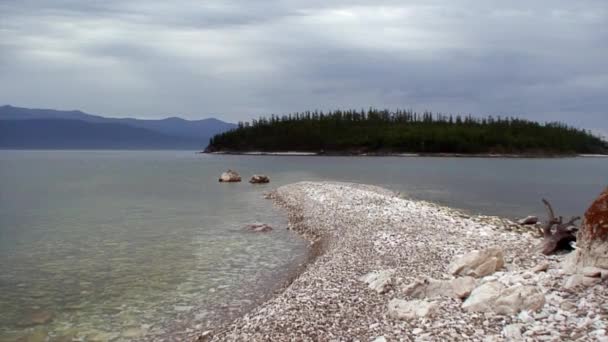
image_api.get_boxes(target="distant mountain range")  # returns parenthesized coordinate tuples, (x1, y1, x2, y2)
(0, 105, 236, 149)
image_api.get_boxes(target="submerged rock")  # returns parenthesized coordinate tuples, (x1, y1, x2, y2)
(17, 310, 53, 327)
(244, 223, 273, 233)
(448, 246, 505, 278)
(249, 175, 270, 184)
(219, 169, 241, 182)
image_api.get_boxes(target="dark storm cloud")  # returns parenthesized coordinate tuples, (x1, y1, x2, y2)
(0, 0, 606, 136)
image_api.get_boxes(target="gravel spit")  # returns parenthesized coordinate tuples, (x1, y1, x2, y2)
(198, 181, 607, 342)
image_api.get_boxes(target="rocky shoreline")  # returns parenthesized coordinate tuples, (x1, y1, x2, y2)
(198, 182, 607, 341)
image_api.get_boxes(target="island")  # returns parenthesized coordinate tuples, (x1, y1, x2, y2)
(204, 109, 608, 156)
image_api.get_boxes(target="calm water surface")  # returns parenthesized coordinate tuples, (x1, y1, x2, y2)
(0, 151, 606, 341)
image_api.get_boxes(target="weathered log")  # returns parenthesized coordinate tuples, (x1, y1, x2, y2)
(540, 199, 580, 255)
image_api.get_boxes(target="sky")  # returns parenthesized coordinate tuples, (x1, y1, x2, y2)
(0, 0, 606, 136)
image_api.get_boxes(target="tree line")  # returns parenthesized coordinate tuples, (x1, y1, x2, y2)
(206, 109, 608, 155)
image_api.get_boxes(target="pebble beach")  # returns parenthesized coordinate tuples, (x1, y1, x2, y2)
(201, 181, 607, 341)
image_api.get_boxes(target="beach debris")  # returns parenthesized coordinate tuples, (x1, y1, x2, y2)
(218, 169, 241, 182)
(448, 246, 505, 278)
(518, 216, 539, 225)
(539, 198, 580, 255)
(244, 223, 273, 232)
(249, 175, 270, 184)
(359, 269, 394, 294)
(387, 299, 437, 320)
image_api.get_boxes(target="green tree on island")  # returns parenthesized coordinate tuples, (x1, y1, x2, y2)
(206, 109, 608, 155)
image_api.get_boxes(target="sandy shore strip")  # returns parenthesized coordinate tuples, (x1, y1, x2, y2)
(200, 182, 607, 341)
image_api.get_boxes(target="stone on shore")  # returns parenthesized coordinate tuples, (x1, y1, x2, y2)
(502, 324, 523, 340)
(249, 175, 270, 184)
(518, 216, 539, 225)
(387, 299, 437, 320)
(402, 276, 476, 300)
(462, 281, 504, 312)
(563, 188, 608, 271)
(463, 282, 545, 314)
(218, 169, 241, 182)
(360, 270, 394, 294)
(493, 285, 545, 315)
(448, 246, 505, 278)
(530, 261, 550, 273)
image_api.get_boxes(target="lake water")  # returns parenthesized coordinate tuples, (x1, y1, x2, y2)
(1, 151, 607, 341)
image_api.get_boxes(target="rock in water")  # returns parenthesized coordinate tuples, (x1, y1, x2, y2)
(518, 216, 539, 225)
(244, 223, 273, 232)
(218, 169, 241, 182)
(563, 188, 608, 271)
(17, 310, 53, 327)
(448, 246, 505, 278)
(387, 299, 437, 320)
(249, 175, 270, 184)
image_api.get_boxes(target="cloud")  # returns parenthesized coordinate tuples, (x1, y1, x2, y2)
(0, 0, 606, 134)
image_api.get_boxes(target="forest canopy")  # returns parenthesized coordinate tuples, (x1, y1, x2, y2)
(206, 109, 608, 155)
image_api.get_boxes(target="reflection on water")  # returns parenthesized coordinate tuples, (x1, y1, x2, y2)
(0, 151, 606, 341)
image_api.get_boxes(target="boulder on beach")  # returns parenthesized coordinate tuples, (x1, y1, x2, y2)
(359, 269, 394, 294)
(249, 175, 270, 184)
(462, 281, 545, 314)
(244, 223, 273, 232)
(518, 216, 539, 225)
(448, 246, 505, 278)
(563, 188, 608, 271)
(402, 276, 476, 300)
(387, 299, 437, 320)
(219, 169, 241, 182)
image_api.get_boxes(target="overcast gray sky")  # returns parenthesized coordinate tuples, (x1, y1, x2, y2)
(0, 0, 606, 135)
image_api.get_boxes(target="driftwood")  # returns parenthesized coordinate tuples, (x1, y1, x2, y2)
(540, 199, 580, 255)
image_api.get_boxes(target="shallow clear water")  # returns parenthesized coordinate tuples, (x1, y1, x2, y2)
(0, 151, 308, 341)
(0, 151, 606, 341)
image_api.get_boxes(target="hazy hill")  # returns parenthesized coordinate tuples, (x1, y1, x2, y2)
(0, 105, 236, 149)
